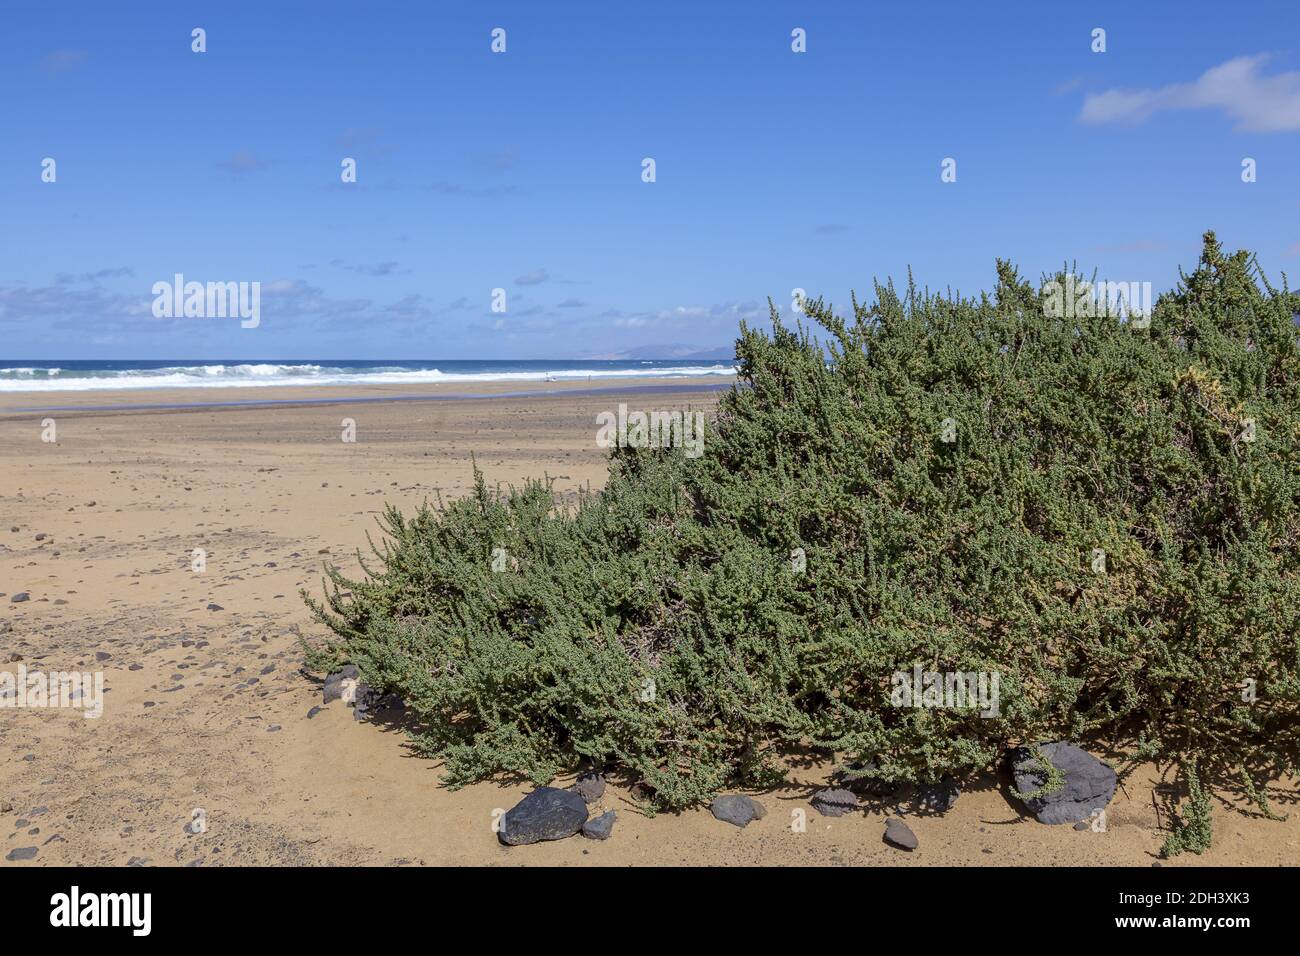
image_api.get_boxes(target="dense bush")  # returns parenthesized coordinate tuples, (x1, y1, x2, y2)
(305, 232, 1300, 839)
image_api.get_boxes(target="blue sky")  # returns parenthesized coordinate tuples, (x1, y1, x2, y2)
(2, 0, 1297, 359)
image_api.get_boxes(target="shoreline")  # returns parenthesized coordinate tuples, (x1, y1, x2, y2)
(0, 375, 734, 417)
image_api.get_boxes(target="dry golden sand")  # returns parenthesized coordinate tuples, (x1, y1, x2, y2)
(1, 377, 1297, 866)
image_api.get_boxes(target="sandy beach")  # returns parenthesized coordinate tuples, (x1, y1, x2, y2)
(2, 377, 1297, 867)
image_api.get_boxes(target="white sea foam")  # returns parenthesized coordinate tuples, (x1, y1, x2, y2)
(0, 363, 736, 393)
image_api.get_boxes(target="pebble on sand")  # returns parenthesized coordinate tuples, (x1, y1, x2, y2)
(810, 787, 860, 817)
(710, 794, 766, 828)
(573, 771, 606, 805)
(582, 810, 617, 840)
(884, 818, 918, 851)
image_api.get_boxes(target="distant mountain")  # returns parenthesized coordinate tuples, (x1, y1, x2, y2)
(584, 344, 735, 361)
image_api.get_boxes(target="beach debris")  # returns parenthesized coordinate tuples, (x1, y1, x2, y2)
(810, 787, 859, 817)
(322, 665, 358, 704)
(1009, 741, 1117, 825)
(582, 810, 617, 840)
(572, 771, 605, 805)
(710, 794, 766, 828)
(499, 787, 589, 846)
(883, 818, 918, 851)
(320, 664, 398, 720)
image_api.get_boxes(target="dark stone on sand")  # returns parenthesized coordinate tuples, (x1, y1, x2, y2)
(11, 592, 29, 603)
(582, 810, 616, 840)
(95, 651, 111, 662)
(307, 706, 322, 719)
(1009, 741, 1117, 825)
(205, 603, 223, 611)
(915, 775, 961, 814)
(5, 847, 37, 862)
(573, 771, 606, 804)
(883, 818, 918, 851)
(499, 787, 588, 846)
(710, 794, 766, 828)
(810, 787, 860, 817)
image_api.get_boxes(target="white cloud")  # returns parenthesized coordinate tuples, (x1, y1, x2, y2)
(514, 269, 550, 286)
(1080, 55, 1300, 132)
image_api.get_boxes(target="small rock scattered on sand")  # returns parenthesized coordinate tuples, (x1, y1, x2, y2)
(710, 794, 766, 828)
(884, 818, 918, 851)
(810, 787, 860, 817)
(582, 810, 616, 840)
(573, 771, 605, 805)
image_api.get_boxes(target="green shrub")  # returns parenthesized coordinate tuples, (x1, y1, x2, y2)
(305, 232, 1300, 836)
(1162, 760, 1214, 857)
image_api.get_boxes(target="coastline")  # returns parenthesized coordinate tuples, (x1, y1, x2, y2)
(0, 374, 733, 417)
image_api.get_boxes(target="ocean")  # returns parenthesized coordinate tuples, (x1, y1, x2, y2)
(0, 359, 737, 393)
